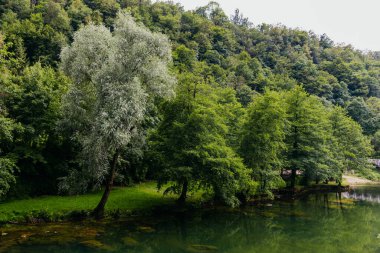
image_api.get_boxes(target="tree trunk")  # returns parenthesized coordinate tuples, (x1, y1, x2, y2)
(93, 151, 119, 219)
(290, 169, 297, 189)
(177, 179, 188, 205)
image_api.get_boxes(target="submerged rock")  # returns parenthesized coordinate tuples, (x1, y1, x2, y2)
(122, 236, 139, 246)
(19, 232, 33, 240)
(80, 240, 114, 251)
(261, 211, 277, 218)
(186, 244, 218, 252)
(137, 226, 155, 233)
(79, 227, 102, 237)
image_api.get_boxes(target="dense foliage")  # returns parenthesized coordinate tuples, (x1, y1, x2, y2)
(1, 0, 379, 207)
(150, 80, 251, 206)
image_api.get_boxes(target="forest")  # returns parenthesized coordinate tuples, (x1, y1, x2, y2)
(1, 0, 380, 218)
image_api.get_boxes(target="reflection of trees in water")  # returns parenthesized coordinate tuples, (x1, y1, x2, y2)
(343, 188, 380, 203)
(109, 196, 380, 253)
(109, 210, 286, 253)
(277, 192, 379, 253)
(5, 191, 380, 253)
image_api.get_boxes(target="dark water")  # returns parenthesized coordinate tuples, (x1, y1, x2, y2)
(2, 186, 380, 253)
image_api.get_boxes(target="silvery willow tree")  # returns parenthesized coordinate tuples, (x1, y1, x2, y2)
(59, 12, 175, 218)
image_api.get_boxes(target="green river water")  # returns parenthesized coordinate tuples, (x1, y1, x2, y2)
(2, 186, 380, 253)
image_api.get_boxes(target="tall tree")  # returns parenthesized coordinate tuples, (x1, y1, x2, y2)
(329, 106, 373, 180)
(240, 90, 287, 196)
(0, 108, 22, 198)
(149, 76, 250, 206)
(2, 63, 70, 196)
(284, 86, 331, 188)
(60, 11, 175, 218)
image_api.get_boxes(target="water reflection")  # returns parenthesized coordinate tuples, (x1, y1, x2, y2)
(2, 186, 380, 253)
(342, 186, 380, 203)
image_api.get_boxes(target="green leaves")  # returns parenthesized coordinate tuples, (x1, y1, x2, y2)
(60, 12, 175, 194)
(0, 109, 22, 198)
(0, 157, 17, 198)
(241, 86, 373, 189)
(329, 106, 373, 178)
(0, 0, 379, 202)
(241, 89, 287, 194)
(151, 79, 250, 206)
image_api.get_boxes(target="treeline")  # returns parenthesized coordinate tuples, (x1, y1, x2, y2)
(0, 0, 379, 208)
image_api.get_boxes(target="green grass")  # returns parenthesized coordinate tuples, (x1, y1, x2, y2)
(0, 182, 183, 223)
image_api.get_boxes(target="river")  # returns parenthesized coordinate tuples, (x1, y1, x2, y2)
(1, 186, 380, 253)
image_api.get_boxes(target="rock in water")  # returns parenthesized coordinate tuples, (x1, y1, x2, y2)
(122, 236, 139, 246)
(187, 244, 218, 252)
(80, 240, 114, 251)
(137, 226, 155, 233)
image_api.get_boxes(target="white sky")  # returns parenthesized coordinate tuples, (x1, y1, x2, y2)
(172, 0, 380, 51)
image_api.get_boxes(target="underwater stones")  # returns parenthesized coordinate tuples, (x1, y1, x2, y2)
(78, 227, 102, 237)
(261, 211, 278, 218)
(122, 236, 139, 246)
(137, 226, 155, 233)
(186, 244, 218, 252)
(20, 232, 33, 240)
(288, 211, 307, 217)
(1, 232, 8, 236)
(80, 240, 114, 251)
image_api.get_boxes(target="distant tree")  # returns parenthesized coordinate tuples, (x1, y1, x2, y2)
(372, 130, 380, 158)
(320, 33, 334, 49)
(0, 108, 22, 198)
(67, 0, 93, 30)
(329, 106, 373, 180)
(38, 1, 71, 34)
(4, 63, 70, 196)
(231, 9, 251, 27)
(172, 45, 197, 72)
(347, 97, 380, 135)
(84, 0, 120, 26)
(0, 0, 30, 18)
(60, 12, 175, 218)
(1, 12, 67, 66)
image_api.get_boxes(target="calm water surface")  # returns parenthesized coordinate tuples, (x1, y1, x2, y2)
(2, 186, 380, 253)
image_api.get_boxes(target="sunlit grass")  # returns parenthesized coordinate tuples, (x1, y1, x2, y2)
(0, 182, 190, 223)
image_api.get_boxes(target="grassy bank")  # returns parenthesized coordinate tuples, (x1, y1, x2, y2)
(0, 179, 367, 224)
(0, 182, 184, 223)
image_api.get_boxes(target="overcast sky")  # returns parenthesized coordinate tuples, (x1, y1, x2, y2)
(173, 0, 380, 51)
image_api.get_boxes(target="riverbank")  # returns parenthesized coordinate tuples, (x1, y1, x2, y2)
(0, 179, 372, 225)
(3, 185, 380, 253)
(0, 182, 185, 224)
(343, 175, 380, 185)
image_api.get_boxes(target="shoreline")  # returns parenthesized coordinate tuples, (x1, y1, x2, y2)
(1, 177, 378, 226)
(343, 175, 380, 186)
